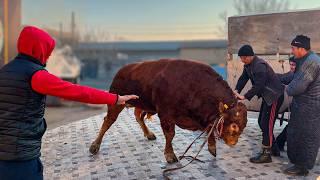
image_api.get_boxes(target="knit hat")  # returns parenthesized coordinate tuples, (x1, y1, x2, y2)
(238, 45, 254, 56)
(291, 35, 311, 50)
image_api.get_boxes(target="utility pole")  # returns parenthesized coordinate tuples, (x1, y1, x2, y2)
(59, 22, 63, 44)
(71, 11, 76, 46)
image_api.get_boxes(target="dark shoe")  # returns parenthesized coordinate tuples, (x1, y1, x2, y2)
(271, 143, 281, 156)
(250, 148, 272, 163)
(284, 165, 309, 176)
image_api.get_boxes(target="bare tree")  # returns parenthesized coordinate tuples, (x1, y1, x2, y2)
(234, 0, 290, 15)
(217, 0, 291, 38)
(216, 10, 228, 38)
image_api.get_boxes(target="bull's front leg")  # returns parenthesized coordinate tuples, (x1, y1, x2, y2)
(159, 116, 178, 163)
(208, 133, 217, 157)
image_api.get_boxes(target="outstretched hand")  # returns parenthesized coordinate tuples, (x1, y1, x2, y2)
(233, 90, 245, 100)
(117, 95, 139, 105)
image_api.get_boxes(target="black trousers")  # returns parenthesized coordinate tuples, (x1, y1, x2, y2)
(258, 94, 284, 147)
(276, 125, 287, 145)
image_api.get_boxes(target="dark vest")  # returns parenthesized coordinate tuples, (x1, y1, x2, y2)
(0, 54, 47, 161)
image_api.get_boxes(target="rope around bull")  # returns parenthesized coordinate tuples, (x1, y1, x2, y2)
(162, 116, 225, 180)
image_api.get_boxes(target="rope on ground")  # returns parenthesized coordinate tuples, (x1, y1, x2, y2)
(162, 116, 223, 180)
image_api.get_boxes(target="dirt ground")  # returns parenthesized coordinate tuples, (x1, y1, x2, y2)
(45, 102, 107, 130)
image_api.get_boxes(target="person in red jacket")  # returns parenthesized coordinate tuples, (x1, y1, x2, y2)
(0, 26, 138, 180)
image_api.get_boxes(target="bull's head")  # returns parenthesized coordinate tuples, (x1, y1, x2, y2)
(218, 102, 247, 146)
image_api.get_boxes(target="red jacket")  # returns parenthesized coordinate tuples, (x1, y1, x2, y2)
(18, 26, 118, 105)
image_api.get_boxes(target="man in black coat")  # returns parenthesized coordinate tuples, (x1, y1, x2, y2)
(234, 45, 284, 163)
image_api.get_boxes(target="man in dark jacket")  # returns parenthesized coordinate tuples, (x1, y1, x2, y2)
(278, 57, 296, 85)
(0, 26, 138, 180)
(284, 35, 320, 176)
(234, 45, 284, 163)
(275, 57, 296, 151)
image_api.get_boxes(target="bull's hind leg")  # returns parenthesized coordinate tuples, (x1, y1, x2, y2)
(159, 114, 178, 163)
(134, 108, 156, 140)
(89, 104, 125, 155)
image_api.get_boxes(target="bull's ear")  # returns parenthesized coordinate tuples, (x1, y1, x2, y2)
(219, 102, 225, 113)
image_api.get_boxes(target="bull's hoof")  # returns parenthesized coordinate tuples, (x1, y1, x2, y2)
(146, 133, 156, 140)
(208, 145, 217, 157)
(165, 153, 178, 164)
(89, 142, 101, 155)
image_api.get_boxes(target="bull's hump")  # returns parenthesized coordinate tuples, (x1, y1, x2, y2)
(121, 59, 210, 70)
(116, 59, 217, 81)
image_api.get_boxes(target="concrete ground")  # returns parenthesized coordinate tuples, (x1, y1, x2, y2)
(42, 110, 320, 180)
(45, 103, 107, 130)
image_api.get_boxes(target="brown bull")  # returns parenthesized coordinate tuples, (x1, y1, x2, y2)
(89, 59, 248, 163)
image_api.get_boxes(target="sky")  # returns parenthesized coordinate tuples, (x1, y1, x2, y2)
(22, 0, 320, 41)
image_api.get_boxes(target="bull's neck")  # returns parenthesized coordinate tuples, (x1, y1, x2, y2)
(195, 85, 237, 127)
(209, 79, 237, 108)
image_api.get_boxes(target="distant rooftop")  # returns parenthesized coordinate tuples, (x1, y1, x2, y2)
(76, 40, 227, 51)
